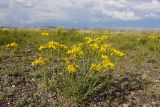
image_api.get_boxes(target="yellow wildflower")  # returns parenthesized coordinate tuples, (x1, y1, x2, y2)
(67, 64, 79, 73)
(148, 35, 158, 40)
(102, 60, 115, 69)
(39, 41, 67, 51)
(84, 37, 93, 44)
(59, 44, 67, 49)
(41, 32, 49, 37)
(31, 57, 48, 66)
(109, 48, 126, 57)
(39, 45, 47, 51)
(90, 63, 102, 72)
(101, 55, 110, 61)
(67, 45, 83, 58)
(100, 44, 111, 53)
(63, 57, 70, 64)
(90, 43, 99, 49)
(101, 55, 115, 69)
(47, 41, 67, 49)
(94, 35, 108, 42)
(6, 42, 18, 48)
(48, 41, 57, 49)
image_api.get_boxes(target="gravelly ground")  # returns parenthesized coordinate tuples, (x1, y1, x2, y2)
(0, 30, 160, 107)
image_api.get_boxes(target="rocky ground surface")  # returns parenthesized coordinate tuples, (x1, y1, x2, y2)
(1, 40, 160, 107)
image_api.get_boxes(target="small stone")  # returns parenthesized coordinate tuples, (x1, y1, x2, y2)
(131, 92, 135, 96)
(12, 85, 15, 87)
(31, 78, 35, 81)
(152, 102, 157, 106)
(142, 74, 147, 79)
(48, 94, 52, 98)
(142, 104, 151, 107)
(121, 103, 131, 107)
(132, 99, 137, 105)
(121, 103, 129, 107)
(102, 102, 110, 107)
(111, 102, 119, 107)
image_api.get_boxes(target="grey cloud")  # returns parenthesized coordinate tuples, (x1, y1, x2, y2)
(0, 0, 160, 26)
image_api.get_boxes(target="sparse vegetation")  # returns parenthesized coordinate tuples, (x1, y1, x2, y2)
(0, 28, 160, 106)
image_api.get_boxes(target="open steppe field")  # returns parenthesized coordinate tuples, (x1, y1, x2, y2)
(0, 28, 160, 107)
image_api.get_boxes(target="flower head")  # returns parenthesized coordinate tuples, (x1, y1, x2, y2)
(101, 55, 110, 61)
(63, 57, 70, 64)
(95, 35, 108, 42)
(41, 32, 49, 37)
(39, 41, 67, 51)
(109, 48, 126, 57)
(6, 42, 18, 48)
(102, 60, 115, 69)
(90, 43, 99, 49)
(90, 63, 102, 72)
(84, 37, 93, 44)
(67, 45, 83, 58)
(39, 45, 47, 51)
(67, 64, 79, 73)
(101, 55, 115, 69)
(100, 44, 111, 53)
(148, 35, 158, 40)
(31, 57, 48, 66)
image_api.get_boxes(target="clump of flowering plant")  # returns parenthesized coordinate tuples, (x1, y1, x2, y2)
(32, 35, 126, 105)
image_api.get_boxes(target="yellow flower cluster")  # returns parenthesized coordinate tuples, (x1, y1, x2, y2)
(100, 44, 111, 53)
(84, 35, 125, 72)
(148, 35, 158, 40)
(109, 48, 126, 57)
(63, 57, 80, 73)
(63, 57, 70, 64)
(84, 36, 125, 57)
(66, 45, 83, 58)
(100, 45, 125, 57)
(41, 32, 49, 37)
(94, 35, 108, 42)
(6, 42, 18, 48)
(39, 41, 67, 51)
(90, 55, 115, 72)
(90, 63, 102, 71)
(31, 57, 48, 66)
(101, 55, 110, 61)
(90, 43, 99, 49)
(84, 36, 109, 51)
(84, 37, 93, 44)
(84, 35, 108, 44)
(67, 64, 79, 73)
(33, 35, 125, 74)
(101, 55, 115, 69)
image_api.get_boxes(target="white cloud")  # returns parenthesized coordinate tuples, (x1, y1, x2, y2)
(104, 11, 141, 21)
(145, 13, 160, 19)
(0, 0, 160, 26)
(0, 12, 7, 22)
(10, 0, 37, 8)
(134, 0, 160, 10)
(89, 0, 160, 21)
(14, 0, 34, 7)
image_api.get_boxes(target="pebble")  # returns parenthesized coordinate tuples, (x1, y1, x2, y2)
(121, 103, 129, 107)
(12, 85, 15, 87)
(142, 104, 151, 107)
(152, 102, 157, 106)
(31, 78, 35, 82)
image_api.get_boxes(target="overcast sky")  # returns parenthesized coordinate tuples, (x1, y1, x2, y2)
(0, 0, 160, 28)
